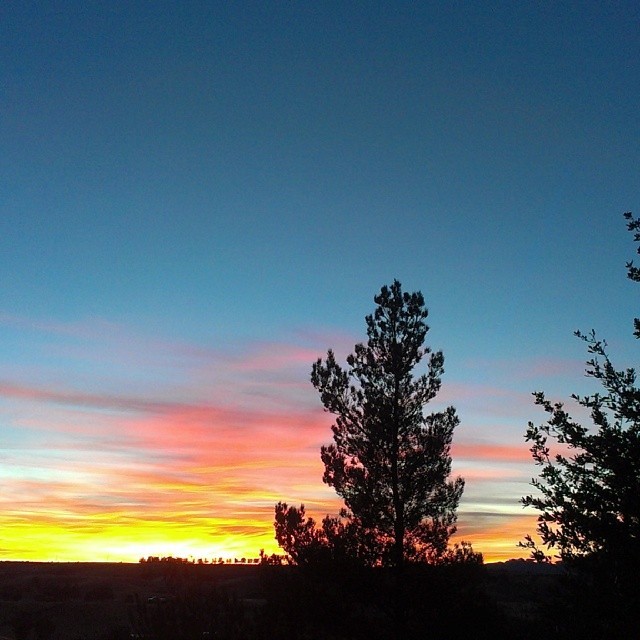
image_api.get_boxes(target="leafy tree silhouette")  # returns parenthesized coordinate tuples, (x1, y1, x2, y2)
(274, 502, 326, 565)
(521, 212, 640, 637)
(274, 502, 382, 566)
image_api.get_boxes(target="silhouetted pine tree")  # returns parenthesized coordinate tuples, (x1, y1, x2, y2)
(311, 280, 465, 568)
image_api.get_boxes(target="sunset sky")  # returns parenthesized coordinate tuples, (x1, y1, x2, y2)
(1, 2, 639, 563)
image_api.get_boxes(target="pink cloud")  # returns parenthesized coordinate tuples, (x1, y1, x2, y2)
(0, 380, 179, 414)
(452, 441, 531, 464)
(226, 343, 325, 372)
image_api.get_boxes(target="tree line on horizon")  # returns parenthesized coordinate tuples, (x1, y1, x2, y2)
(139, 555, 263, 565)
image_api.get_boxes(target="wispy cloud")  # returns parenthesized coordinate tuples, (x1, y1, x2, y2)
(0, 313, 551, 561)
(452, 441, 531, 464)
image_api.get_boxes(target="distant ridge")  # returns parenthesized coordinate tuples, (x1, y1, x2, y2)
(486, 558, 564, 576)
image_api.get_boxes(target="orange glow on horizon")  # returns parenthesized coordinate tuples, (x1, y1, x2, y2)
(0, 511, 536, 563)
(452, 513, 539, 563)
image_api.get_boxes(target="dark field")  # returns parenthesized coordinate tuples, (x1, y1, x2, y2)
(0, 560, 569, 639)
(0, 561, 267, 640)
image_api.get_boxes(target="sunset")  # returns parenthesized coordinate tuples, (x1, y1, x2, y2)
(1, 2, 639, 637)
(0, 318, 542, 563)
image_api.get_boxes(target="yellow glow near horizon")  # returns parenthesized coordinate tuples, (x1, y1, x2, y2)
(0, 518, 283, 563)
(452, 513, 538, 563)
(0, 509, 535, 563)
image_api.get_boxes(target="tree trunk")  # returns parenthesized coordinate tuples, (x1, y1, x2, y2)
(390, 339, 407, 638)
(391, 373, 404, 570)
(390, 332, 405, 570)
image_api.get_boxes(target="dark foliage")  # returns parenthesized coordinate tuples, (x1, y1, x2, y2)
(521, 212, 640, 636)
(258, 560, 507, 640)
(309, 280, 465, 567)
(274, 502, 381, 566)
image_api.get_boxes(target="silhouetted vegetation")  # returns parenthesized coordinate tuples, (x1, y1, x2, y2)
(277, 281, 469, 570)
(273, 281, 482, 638)
(257, 559, 512, 640)
(274, 502, 381, 567)
(139, 555, 262, 565)
(521, 212, 640, 637)
(311, 280, 467, 568)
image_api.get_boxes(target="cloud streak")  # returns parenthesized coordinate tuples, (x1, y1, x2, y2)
(0, 315, 540, 562)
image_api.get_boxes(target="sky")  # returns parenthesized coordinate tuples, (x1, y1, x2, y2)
(1, 2, 639, 563)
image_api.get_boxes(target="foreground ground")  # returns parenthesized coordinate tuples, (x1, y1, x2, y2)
(0, 560, 563, 639)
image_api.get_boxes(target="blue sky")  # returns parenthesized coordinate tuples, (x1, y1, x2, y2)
(1, 2, 639, 561)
